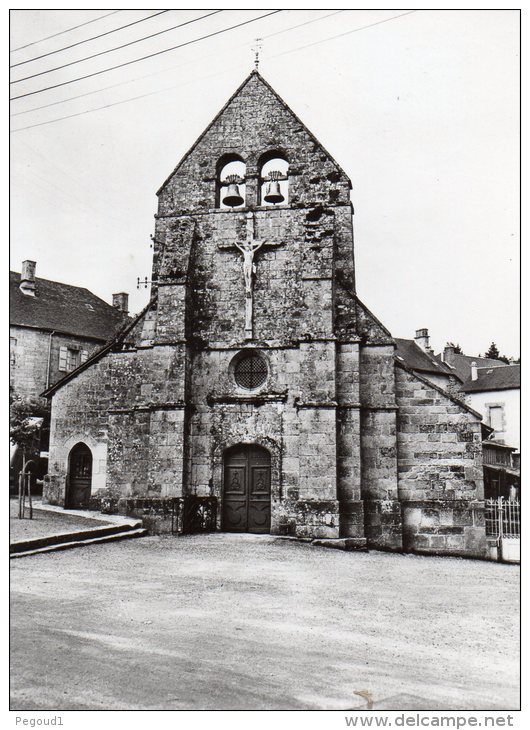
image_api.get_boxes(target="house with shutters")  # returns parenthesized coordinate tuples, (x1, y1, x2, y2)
(42, 70, 490, 558)
(10, 260, 130, 402)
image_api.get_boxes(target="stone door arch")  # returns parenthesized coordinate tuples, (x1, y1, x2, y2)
(66, 443, 92, 508)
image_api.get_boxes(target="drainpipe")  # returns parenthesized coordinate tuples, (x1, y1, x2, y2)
(46, 331, 56, 389)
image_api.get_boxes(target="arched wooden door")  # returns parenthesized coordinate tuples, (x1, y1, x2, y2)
(223, 445, 271, 533)
(67, 443, 92, 508)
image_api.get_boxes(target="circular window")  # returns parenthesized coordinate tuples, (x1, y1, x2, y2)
(234, 353, 268, 390)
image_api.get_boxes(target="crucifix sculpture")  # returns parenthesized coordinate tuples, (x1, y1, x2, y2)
(218, 212, 282, 339)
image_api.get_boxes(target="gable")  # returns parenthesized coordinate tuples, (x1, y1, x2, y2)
(157, 71, 351, 215)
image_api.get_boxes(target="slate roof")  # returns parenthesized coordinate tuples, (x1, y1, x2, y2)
(394, 338, 453, 377)
(10, 271, 128, 341)
(434, 352, 505, 383)
(461, 364, 520, 393)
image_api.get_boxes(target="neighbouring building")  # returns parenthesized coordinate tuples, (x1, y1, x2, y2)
(10, 260, 130, 402)
(43, 71, 488, 558)
(10, 260, 129, 489)
(460, 363, 520, 452)
(461, 363, 520, 499)
(438, 344, 509, 384)
(437, 344, 520, 500)
(395, 329, 457, 391)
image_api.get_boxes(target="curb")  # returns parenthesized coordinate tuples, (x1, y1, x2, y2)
(10, 522, 146, 557)
(10, 528, 148, 558)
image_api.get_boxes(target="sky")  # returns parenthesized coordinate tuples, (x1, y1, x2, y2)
(10, 8, 520, 358)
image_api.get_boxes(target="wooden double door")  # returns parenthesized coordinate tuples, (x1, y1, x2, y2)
(222, 445, 271, 533)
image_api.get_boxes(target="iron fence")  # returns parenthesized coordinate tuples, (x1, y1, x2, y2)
(485, 498, 520, 539)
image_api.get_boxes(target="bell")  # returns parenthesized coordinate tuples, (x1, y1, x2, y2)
(264, 180, 284, 204)
(222, 182, 244, 207)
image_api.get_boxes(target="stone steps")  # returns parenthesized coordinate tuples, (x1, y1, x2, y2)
(10, 523, 147, 559)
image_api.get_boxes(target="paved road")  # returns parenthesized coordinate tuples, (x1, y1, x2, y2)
(10, 534, 519, 710)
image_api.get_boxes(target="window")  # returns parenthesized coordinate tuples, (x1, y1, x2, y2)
(217, 157, 246, 209)
(488, 405, 504, 432)
(59, 346, 87, 373)
(233, 352, 268, 390)
(259, 154, 289, 206)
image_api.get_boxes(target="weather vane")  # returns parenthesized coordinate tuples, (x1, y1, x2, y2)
(252, 38, 262, 70)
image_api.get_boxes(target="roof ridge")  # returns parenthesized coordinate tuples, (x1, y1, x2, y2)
(11, 270, 101, 297)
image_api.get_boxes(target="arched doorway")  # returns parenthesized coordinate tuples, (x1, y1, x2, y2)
(223, 444, 271, 533)
(66, 443, 92, 508)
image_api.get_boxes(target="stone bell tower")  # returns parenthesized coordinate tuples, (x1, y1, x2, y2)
(147, 69, 374, 539)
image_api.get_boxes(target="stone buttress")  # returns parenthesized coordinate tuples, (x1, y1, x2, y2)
(43, 70, 486, 557)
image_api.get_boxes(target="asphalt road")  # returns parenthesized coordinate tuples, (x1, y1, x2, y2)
(10, 534, 519, 711)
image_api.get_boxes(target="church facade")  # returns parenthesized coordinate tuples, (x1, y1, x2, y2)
(44, 71, 487, 557)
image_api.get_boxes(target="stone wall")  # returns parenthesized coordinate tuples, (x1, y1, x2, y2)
(45, 343, 187, 506)
(10, 325, 104, 402)
(395, 364, 486, 557)
(43, 69, 488, 557)
(157, 71, 351, 216)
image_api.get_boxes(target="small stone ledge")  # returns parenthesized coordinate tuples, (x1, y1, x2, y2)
(207, 392, 288, 405)
(295, 400, 338, 409)
(311, 537, 368, 552)
(108, 401, 186, 414)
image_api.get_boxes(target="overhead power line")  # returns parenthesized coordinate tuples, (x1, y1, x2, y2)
(10, 10, 121, 52)
(11, 10, 169, 68)
(270, 9, 418, 59)
(10, 10, 282, 102)
(11, 10, 346, 119)
(265, 9, 344, 39)
(10, 10, 417, 134)
(12, 11, 224, 83)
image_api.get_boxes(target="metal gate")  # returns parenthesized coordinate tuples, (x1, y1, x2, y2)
(485, 498, 521, 539)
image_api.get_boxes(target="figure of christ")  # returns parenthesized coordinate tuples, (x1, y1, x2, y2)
(234, 238, 266, 295)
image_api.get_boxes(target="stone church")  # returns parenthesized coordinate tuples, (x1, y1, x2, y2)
(44, 71, 487, 557)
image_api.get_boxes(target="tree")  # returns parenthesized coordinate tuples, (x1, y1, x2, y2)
(10, 392, 50, 518)
(485, 342, 500, 360)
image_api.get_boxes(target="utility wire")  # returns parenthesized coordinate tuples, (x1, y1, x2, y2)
(10, 10, 415, 133)
(11, 10, 344, 118)
(10, 10, 121, 52)
(11, 63, 245, 133)
(269, 9, 418, 59)
(12, 11, 223, 82)
(10, 10, 282, 101)
(11, 10, 169, 68)
(265, 9, 344, 39)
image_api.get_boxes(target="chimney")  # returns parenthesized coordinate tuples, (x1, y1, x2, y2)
(442, 344, 455, 366)
(414, 328, 432, 353)
(20, 260, 36, 296)
(470, 361, 478, 381)
(112, 292, 129, 314)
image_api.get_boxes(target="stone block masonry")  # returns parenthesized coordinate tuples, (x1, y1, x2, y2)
(395, 365, 486, 557)
(44, 70, 487, 557)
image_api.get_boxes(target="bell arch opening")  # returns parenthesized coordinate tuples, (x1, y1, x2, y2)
(258, 153, 289, 206)
(217, 155, 246, 209)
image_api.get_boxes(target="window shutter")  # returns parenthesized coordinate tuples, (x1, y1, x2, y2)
(81, 350, 88, 363)
(58, 347, 68, 372)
